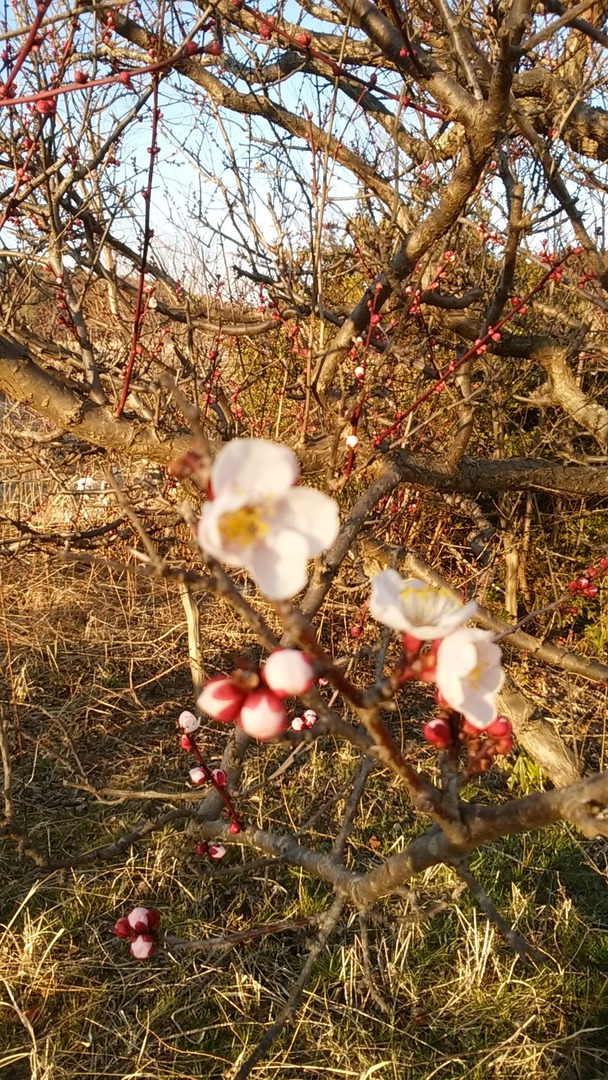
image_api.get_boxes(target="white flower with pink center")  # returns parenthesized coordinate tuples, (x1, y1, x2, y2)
(370, 570, 477, 640)
(263, 649, 314, 696)
(238, 688, 287, 740)
(435, 627, 504, 728)
(198, 439, 340, 600)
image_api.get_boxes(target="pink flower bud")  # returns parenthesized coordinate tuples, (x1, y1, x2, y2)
(194, 841, 208, 856)
(113, 917, 132, 939)
(228, 821, 241, 834)
(212, 768, 227, 786)
(401, 632, 422, 656)
(239, 689, 287, 740)
(127, 907, 160, 933)
(461, 717, 484, 736)
(179, 733, 194, 751)
(291, 716, 305, 731)
(422, 718, 451, 748)
(208, 843, 226, 860)
(345, 434, 359, 449)
(177, 710, 201, 733)
(197, 676, 245, 722)
(494, 735, 513, 755)
(303, 709, 317, 727)
(263, 650, 314, 696)
(354, 365, 365, 379)
(189, 766, 207, 786)
(486, 716, 511, 738)
(130, 934, 155, 960)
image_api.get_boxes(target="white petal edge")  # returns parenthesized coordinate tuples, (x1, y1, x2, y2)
(369, 569, 411, 631)
(211, 439, 299, 498)
(274, 487, 340, 555)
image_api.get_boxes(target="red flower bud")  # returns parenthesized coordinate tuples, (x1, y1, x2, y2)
(486, 716, 511, 739)
(422, 718, 451, 748)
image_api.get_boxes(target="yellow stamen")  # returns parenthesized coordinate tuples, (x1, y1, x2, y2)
(218, 504, 268, 547)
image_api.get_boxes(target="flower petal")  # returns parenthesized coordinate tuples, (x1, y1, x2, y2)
(275, 487, 340, 555)
(247, 527, 311, 599)
(369, 569, 412, 632)
(263, 649, 314, 696)
(211, 439, 299, 498)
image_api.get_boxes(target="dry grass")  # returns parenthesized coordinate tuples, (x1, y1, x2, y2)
(1, 444, 608, 1080)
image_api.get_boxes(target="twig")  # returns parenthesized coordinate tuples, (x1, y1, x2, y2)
(105, 470, 160, 564)
(232, 896, 345, 1080)
(45, 806, 196, 870)
(450, 859, 552, 965)
(164, 915, 321, 953)
(358, 911, 392, 1016)
(0, 710, 47, 867)
(331, 758, 375, 860)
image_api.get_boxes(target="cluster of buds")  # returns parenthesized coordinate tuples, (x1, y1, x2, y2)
(423, 712, 513, 772)
(198, 649, 315, 740)
(194, 841, 227, 859)
(114, 906, 160, 960)
(567, 558, 608, 601)
(176, 711, 242, 845)
(370, 572, 510, 775)
(291, 709, 317, 732)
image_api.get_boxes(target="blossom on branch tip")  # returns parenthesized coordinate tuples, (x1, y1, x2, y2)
(197, 439, 340, 599)
(189, 766, 208, 786)
(263, 649, 314, 696)
(435, 628, 504, 728)
(208, 843, 226, 860)
(369, 570, 477, 640)
(177, 710, 201, 733)
(114, 906, 161, 961)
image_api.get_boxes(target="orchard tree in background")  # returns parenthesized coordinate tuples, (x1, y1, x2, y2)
(2, 0, 608, 1074)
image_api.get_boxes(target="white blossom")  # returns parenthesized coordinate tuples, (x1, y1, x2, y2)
(198, 439, 339, 600)
(370, 570, 477, 640)
(435, 627, 504, 728)
(177, 710, 201, 733)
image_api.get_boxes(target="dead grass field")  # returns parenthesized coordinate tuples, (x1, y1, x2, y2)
(1, 450, 608, 1080)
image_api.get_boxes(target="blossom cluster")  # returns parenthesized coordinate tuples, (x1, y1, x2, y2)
(370, 570, 507, 744)
(114, 906, 161, 960)
(198, 649, 315, 740)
